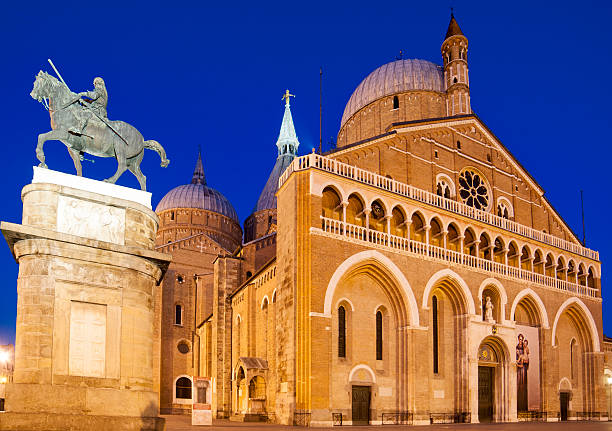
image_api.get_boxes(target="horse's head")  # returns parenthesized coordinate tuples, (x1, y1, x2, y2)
(30, 71, 50, 102)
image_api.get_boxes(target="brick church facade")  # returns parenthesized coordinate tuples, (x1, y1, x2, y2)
(153, 14, 611, 425)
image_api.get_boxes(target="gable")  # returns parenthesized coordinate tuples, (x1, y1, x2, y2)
(327, 115, 582, 245)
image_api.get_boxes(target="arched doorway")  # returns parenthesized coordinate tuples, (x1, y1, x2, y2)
(236, 366, 247, 413)
(477, 337, 510, 423)
(248, 375, 267, 414)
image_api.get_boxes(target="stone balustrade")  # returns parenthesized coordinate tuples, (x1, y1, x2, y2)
(317, 216, 599, 299)
(279, 153, 599, 261)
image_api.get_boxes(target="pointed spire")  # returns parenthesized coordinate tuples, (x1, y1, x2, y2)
(445, 10, 464, 40)
(191, 147, 206, 185)
(276, 89, 300, 157)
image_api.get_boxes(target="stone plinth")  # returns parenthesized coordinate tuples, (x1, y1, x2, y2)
(0, 168, 171, 431)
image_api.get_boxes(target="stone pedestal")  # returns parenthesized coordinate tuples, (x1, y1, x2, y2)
(0, 168, 171, 430)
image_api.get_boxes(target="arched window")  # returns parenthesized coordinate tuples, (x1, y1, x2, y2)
(338, 306, 346, 358)
(436, 174, 455, 199)
(436, 181, 451, 199)
(376, 311, 383, 360)
(432, 295, 439, 374)
(175, 304, 182, 325)
(322, 186, 342, 220)
(429, 218, 443, 247)
(497, 202, 509, 219)
(392, 95, 399, 110)
(410, 212, 426, 242)
(176, 377, 192, 399)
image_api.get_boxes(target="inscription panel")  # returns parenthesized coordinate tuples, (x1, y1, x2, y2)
(69, 301, 107, 377)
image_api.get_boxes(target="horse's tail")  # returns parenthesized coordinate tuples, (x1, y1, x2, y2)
(144, 140, 170, 168)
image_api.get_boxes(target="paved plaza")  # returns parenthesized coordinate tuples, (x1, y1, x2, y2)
(162, 416, 612, 431)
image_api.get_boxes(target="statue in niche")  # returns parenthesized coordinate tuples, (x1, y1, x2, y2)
(516, 333, 530, 411)
(484, 296, 495, 323)
(29, 65, 169, 191)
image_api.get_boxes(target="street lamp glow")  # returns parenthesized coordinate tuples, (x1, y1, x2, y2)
(0, 351, 8, 363)
(608, 376, 612, 385)
(0, 376, 6, 384)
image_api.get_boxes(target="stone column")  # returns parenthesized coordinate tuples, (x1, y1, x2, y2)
(0, 168, 170, 431)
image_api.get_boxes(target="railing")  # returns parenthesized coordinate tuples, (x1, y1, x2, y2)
(430, 412, 471, 424)
(518, 411, 548, 421)
(293, 411, 312, 427)
(318, 217, 599, 299)
(381, 412, 413, 425)
(279, 153, 599, 261)
(332, 412, 343, 426)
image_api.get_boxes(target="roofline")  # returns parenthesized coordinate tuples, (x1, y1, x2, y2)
(197, 313, 214, 329)
(229, 256, 277, 300)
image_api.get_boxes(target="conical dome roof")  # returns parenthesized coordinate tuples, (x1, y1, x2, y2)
(156, 152, 239, 222)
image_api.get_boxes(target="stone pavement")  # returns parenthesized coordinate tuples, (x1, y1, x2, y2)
(162, 416, 612, 431)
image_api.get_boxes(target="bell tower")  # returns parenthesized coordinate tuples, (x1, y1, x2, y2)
(442, 12, 471, 115)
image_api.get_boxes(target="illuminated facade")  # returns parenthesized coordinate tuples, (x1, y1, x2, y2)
(156, 14, 607, 425)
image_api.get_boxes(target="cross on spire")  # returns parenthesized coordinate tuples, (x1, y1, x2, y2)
(282, 89, 295, 107)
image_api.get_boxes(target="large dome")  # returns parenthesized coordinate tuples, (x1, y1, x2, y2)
(156, 183, 238, 222)
(155, 153, 239, 222)
(341, 59, 444, 127)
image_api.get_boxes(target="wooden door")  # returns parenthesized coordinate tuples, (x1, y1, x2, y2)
(478, 366, 494, 422)
(351, 386, 370, 425)
(560, 392, 569, 421)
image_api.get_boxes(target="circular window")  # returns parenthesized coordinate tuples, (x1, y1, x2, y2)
(458, 169, 490, 211)
(177, 341, 190, 354)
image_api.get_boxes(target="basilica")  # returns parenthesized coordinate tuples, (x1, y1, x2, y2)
(152, 14, 610, 425)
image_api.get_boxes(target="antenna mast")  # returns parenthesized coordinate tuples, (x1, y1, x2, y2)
(581, 190, 586, 246)
(319, 67, 323, 154)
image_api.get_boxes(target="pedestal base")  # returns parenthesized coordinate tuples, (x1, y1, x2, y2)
(0, 412, 165, 431)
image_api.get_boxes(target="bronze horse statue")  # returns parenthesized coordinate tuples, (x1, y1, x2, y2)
(30, 71, 169, 191)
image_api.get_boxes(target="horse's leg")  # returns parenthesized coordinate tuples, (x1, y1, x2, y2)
(36, 130, 72, 168)
(104, 153, 127, 184)
(127, 152, 146, 191)
(67, 148, 83, 176)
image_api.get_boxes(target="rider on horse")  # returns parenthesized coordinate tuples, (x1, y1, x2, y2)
(71, 77, 108, 135)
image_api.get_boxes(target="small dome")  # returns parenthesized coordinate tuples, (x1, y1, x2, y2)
(155, 152, 239, 222)
(341, 59, 444, 127)
(156, 183, 238, 222)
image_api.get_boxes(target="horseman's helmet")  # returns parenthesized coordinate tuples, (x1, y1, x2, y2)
(93, 77, 105, 87)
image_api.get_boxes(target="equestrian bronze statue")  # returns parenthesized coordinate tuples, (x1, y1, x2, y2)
(30, 70, 169, 191)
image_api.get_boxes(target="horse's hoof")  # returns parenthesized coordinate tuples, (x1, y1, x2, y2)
(38, 162, 48, 169)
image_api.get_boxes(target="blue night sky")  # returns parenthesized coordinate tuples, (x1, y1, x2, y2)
(0, 1, 610, 343)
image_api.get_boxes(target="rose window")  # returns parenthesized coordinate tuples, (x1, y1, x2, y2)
(458, 169, 490, 210)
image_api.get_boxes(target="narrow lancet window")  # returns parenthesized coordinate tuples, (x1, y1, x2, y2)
(393, 95, 399, 109)
(376, 310, 383, 360)
(433, 295, 439, 373)
(175, 304, 182, 325)
(338, 306, 346, 358)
